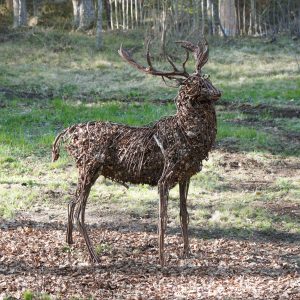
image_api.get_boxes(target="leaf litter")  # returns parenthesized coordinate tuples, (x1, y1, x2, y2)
(0, 218, 299, 299)
(0, 150, 299, 299)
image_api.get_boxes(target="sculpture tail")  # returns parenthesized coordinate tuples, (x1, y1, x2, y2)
(52, 130, 67, 162)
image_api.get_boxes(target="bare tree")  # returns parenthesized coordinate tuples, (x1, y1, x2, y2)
(207, 0, 214, 35)
(126, 0, 129, 29)
(219, 0, 236, 36)
(96, 0, 103, 50)
(130, 0, 133, 28)
(13, 0, 27, 28)
(109, 0, 114, 29)
(160, 0, 167, 55)
(104, 0, 111, 29)
(114, 0, 119, 29)
(10, 0, 298, 37)
(6, 0, 13, 10)
(72, 0, 95, 30)
(201, 0, 207, 35)
(249, 0, 257, 35)
(122, 0, 125, 29)
(135, 0, 138, 26)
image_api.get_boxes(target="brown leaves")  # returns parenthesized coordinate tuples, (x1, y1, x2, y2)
(0, 219, 299, 299)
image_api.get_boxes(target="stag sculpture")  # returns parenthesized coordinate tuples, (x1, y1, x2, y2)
(52, 39, 221, 266)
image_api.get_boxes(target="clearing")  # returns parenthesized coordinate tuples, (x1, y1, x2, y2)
(0, 29, 299, 299)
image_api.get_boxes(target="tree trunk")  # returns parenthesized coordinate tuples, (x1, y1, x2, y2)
(219, 0, 236, 36)
(287, 0, 290, 33)
(257, 2, 262, 35)
(122, 0, 125, 29)
(192, 0, 198, 30)
(104, 0, 111, 29)
(174, 0, 179, 32)
(212, 0, 220, 36)
(201, 0, 207, 35)
(72, 0, 80, 29)
(6, 0, 13, 11)
(236, 0, 241, 35)
(72, 0, 95, 30)
(139, 0, 142, 25)
(243, 0, 246, 35)
(126, 0, 129, 29)
(13, 0, 20, 28)
(135, 0, 138, 27)
(115, 0, 119, 29)
(13, 0, 27, 28)
(96, 0, 103, 50)
(79, 0, 95, 30)
(207, 0, 213, 35)
(160, 1, 167, 56)
(249, 0, 256, 35)
(109, 0, 114, 29)
(130, 0, 133, 28)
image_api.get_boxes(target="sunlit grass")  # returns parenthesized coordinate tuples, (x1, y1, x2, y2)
(0, 29, 299, 238)
(0, 28, 299, 103)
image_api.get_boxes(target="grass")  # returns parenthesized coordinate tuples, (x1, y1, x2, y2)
(0, 27, 299, 240)
(0, 28, 299, 104)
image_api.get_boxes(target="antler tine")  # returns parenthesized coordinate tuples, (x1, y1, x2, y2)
(182, 49, 189, 74)
(166, 55, 179, 72)
(146, 40, 179, 74)
(161, 75, 182, 88)
(196, 39, 209, 71)
(176, 39, 209, 73)
(176, 40, 198, 59)
(118, 43, 189, 81)
(146, 39, 154, 71)
(118, 45, 148, 73)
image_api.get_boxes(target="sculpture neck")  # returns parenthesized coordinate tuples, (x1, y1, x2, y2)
(175, 93, 215, 126)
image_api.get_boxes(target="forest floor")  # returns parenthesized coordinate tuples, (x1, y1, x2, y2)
(0, 28, 299, 299)
(0, 149, 299, 299)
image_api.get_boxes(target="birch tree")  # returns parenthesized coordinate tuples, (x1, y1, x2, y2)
(13, 0, 27, 28)
(6, 0, 13, 10)
(72, 0, 95, 30)
(114, 0, 119, 29)
(219, 0, 236, 36)
(96, 0, 103, 50)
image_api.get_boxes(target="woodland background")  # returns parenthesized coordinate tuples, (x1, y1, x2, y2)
(0, 0, 299, 299)
(1, 0, 300, 48)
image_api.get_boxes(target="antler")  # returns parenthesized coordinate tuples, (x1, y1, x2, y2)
(118, 40, 190, 84)
(176, 39, 209, 74)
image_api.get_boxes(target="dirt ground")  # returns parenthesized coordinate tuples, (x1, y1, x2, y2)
(0, 150, 299, 299)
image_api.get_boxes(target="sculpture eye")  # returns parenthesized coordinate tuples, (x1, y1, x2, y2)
(203, 74, 210, 79)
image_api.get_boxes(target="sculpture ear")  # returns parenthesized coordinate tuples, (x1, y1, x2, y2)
(176, 39, 209, 73)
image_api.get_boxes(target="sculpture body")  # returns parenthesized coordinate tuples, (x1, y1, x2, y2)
(52, 40, 221, 265)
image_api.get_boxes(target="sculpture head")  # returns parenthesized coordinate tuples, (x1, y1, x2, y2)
(176, 39, 221, 102)
(118, 39, 221, 103)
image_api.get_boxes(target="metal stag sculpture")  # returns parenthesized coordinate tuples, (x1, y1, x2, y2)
(52, 39, 221, 266)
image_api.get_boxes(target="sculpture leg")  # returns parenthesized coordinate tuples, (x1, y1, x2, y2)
(179, 179, 190, 258)
(158, 181, 169, 266)
(75, 174, 100, 263)
(66, 198, 77, 244)
(66, 171, 85, 245)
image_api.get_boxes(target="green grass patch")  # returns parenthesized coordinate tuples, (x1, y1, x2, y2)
(0, 98, 175, 157)
(0, 29, 299, 104)
(0, 29, 299, 240)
